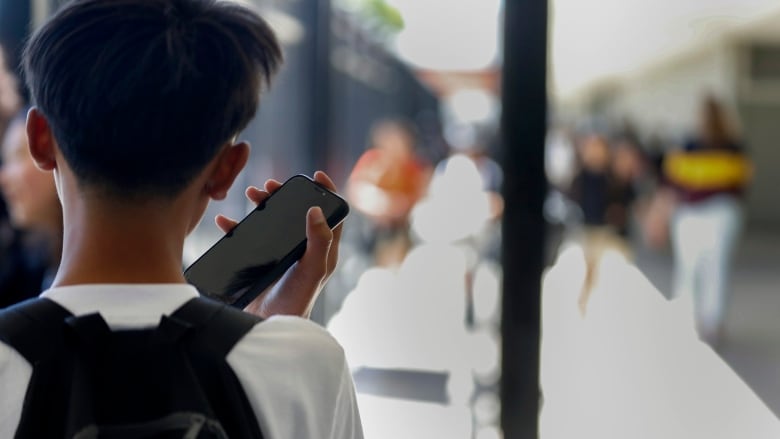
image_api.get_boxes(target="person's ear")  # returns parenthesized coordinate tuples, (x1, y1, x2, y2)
(26, 108, 58, 171)
(205, 141, 250, 200)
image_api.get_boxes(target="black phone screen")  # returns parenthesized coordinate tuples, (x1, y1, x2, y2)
(184, 175, 348, 308)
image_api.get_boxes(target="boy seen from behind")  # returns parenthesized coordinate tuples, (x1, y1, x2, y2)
(0, 0, 363, 437)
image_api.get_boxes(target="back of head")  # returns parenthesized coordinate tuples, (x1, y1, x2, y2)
(698, 94, 734, 149)
(23, 0, 282, 200)
(369, 118, 417, 158)
(580, 134, 610, 173)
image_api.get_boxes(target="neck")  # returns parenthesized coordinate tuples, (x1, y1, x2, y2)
(41, 207, 64, 268)
(52, 197, 190, 287)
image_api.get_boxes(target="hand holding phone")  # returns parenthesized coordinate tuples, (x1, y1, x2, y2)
(186, 172, 348, 316)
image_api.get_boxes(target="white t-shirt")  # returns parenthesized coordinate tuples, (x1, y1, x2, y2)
(0, 284, 363, 439)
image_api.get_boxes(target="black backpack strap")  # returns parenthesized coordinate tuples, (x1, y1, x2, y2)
(3, 295, 265, 439)
(172, 297, 266, 439)
(0, 298, 73, 363)
(170, 296, 263, 356)
(0, 296, 261, 363)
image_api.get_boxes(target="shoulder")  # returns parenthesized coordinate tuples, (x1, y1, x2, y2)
(227, 316, 362, 439)
(0, 339, 34, 436)
(0, 299, 68, 422)
(0, 335, 32, 373)
(0, 329, 33, 369)
(231, 315, 347, 369)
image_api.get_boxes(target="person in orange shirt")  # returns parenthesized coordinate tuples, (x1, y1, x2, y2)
(347, 119, 430, 265)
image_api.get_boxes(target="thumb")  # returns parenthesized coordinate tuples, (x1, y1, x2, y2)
(300, 207, 333, 281)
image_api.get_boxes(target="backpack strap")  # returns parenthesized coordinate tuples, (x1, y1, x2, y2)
(169, 296, 263, 356)
(2, 296, 266, 439)
(171, 297, 267, 439)
(0, 296, 262, 362)
(0, 298, 73, 363)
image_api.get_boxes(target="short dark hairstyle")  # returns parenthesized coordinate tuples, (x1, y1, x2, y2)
(23, 0, 282, 199)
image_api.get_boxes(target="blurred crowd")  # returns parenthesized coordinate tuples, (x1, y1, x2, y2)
(545, 94, 752, 346)
(326, 116, 504, 438)
(324, 92, 754, 437)
(539, 96, 767, 439)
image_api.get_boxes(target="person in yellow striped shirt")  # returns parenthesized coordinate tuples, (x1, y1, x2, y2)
(665, 95, 751, 346)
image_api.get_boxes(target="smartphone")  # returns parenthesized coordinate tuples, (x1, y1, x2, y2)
(184, 175, 349, 309)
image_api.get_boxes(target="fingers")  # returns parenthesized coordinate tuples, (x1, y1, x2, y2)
(215, 214, 238, 234)
(216, 172, 342, 264)
(234, 174, 333, 213)
(264, 179, 282, 193)
(215, 180, 279, 233)
(244, 185, 267, 204)
(313, 170, 336, 191)
(245, 207, 333, 319)
(236, 172, 344, 319)
(245, 177, 284, 203)
(312, 171, 343, 275)
(299, 206, 334, 283)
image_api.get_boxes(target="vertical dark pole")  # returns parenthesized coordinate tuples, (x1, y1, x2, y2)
(309, 0, 332, 172)
(500, 0, 548, 438)
(307, 0, 331, 324)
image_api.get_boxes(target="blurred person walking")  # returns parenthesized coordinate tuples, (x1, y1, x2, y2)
(0, 49, 45, 306)
(346, 118, 430, 266)
(664, 95, 751, 345)
(411, 123, 503, 330)
(610, 136, 646, 234)
(0, 110, 62, 305)
(569, 134, 637, 238)
(422, 122, 503, 255)
(567, 134, 637, 262)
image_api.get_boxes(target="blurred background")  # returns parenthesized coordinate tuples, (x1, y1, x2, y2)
(1, 0, 780, 438)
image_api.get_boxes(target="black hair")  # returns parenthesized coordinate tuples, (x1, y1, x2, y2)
(23, 0, 282, 199)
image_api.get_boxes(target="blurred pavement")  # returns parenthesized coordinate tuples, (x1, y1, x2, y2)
(636, 227, 780, 416)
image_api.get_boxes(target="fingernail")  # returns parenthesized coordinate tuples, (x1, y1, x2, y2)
(310, 206, 325, 224)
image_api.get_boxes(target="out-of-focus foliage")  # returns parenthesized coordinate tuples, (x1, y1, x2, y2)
(336, 0, 404, 36)
(364, 0, 404, 32)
